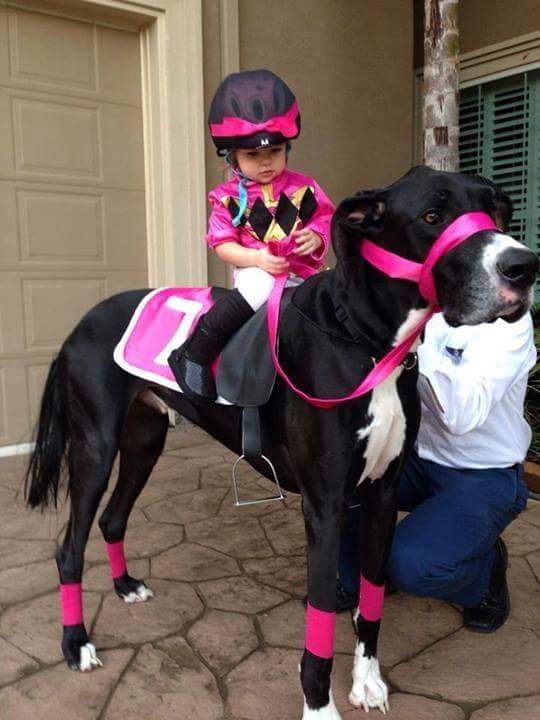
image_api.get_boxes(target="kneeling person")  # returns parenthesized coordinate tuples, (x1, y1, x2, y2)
(338, 310, 535, 632)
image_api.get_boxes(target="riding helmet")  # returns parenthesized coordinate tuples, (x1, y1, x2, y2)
(208, 69, 301, 155)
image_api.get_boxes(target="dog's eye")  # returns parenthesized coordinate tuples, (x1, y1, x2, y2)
(422, 210, 441, 225)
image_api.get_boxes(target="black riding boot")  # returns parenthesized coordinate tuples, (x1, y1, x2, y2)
(168, 289, 254, 402)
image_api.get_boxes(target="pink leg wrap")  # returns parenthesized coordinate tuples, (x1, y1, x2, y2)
(305, 603, 336, 659)
(105, 540, 127, 579)
(359, 575, 385, 621)
(60, 583, 83, 626)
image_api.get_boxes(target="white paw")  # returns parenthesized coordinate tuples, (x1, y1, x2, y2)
(349, 644, 389, 714)
(122, 584, 154, 604)
(302, 690, 342, 719)
(79, 643, 103, 672)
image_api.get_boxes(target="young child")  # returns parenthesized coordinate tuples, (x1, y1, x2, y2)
(169, 69, 335, 401)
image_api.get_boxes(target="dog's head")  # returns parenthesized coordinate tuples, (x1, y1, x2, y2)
(333, 166, 537, 326)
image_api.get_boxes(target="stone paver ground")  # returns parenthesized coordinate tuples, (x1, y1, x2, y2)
(1, 421, 539, 719)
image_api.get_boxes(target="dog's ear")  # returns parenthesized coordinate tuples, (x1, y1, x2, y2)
(332, 189, 387, 264)
(492, 186, 513, 232)
(475, 175, 513, 232)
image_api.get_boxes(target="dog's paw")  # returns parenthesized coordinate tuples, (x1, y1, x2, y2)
(79, 643, 103, 672)
(114, 574, 154, 604)
(349, 644, 389, 714)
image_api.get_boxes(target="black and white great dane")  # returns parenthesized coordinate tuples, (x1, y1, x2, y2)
(26, 166, 537, 717)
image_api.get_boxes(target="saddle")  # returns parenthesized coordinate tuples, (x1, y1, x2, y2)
(216, 289, 294, 505)
(114, 285, 295, 505)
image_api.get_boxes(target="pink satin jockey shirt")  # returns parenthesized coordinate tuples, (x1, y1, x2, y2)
(205, 169, 335, 278)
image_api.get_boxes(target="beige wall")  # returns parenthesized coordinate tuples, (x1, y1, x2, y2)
(203, 0, 413, 284)
(460, 0, 540, 54)
(414, 0, 540, 66)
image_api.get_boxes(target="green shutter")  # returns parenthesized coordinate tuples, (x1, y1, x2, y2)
(460, 71, 540, 298)
(459, 85, 483, 175)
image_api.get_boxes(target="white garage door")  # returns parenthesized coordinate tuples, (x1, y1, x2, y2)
(0, 3, 147, 447)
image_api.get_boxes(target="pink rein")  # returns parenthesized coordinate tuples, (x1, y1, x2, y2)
(266, 212, 496, 408)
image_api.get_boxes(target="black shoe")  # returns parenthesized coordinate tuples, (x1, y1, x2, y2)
(302, 578, 359, 614)
(169, 329, 218, 402)
(168, 290, 254, 402)
(463, 538, 509, 634)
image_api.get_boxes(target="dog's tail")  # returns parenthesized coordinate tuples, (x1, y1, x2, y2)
(25, 356, 69, 509)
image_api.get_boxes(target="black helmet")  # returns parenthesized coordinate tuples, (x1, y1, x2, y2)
(208, 69, 301, 155)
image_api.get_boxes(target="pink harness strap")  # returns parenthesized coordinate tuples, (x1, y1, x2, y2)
(60, 583, 83, 626)
(267, 273, 428, 408)
(362, 212, 496, 305)
(359, 575, 385, 622)
(266, 212, 497, 408)
(106, 540, 127, 579)
(419, 212, 496, 302)
(305, 603, 336, 659)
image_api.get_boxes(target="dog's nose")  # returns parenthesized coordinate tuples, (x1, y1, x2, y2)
(496, 247, 538, 289)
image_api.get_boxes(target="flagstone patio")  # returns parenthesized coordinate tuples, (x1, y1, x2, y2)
(0, 421, 539, 720)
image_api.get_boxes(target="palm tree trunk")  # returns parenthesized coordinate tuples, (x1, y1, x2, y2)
(423, 0, 460, 170)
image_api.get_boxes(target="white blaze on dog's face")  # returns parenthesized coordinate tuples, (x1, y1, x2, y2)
(434, 229, 537, 327)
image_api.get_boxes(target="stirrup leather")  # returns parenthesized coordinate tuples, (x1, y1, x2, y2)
(232, 407, 286, 507)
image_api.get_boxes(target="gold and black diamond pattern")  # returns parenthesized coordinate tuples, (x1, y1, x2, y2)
(225, 185, 318, 242)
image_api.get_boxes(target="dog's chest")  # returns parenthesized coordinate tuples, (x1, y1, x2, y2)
(356, 367, 406, 484)
(355, 308, 428, 484)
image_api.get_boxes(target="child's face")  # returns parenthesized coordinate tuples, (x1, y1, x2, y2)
(234, 143, 287, 184)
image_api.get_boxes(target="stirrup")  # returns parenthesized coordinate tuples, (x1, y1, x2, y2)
(232, 453, 286, 507)
(232, 407, 286, 507)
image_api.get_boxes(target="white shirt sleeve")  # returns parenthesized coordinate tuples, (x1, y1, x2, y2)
(417, 313, 536, 436)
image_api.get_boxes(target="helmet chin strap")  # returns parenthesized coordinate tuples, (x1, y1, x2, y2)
(232, 174, 248, 228)
(224, 153, 249, 227)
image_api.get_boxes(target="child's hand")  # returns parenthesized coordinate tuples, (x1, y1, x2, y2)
(292, 228, 323, 256)
(255, 247, 290, 275)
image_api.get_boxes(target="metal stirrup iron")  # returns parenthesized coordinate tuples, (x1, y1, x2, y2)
(232, 407, 286, 507)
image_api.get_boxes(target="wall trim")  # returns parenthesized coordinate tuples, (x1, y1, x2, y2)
(219, 0, 239, 77)
(460, 31, 540, 85)
(218, 0, 239, 288)
(0, 442, 35, 458)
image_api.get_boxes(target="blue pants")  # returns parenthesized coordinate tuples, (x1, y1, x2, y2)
(339, 451, 528, 608)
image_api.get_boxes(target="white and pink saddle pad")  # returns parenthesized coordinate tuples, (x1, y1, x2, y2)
(113, 286, 232, 404)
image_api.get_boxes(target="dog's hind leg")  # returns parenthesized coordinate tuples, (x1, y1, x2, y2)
(349, 469, 399, 714)
(98, 397, 168, 603)
(56, 418, 122, 671)
(300, 490, 343, 720)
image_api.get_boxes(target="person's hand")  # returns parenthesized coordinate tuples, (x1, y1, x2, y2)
(292, 228, 323, 256)
(255, 247, 290, 274)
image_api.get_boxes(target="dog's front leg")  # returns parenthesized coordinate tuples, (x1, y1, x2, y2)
(349, 471, 399, 714)
(300, 493, 343, 720)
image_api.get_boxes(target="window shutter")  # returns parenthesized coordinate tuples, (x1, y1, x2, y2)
(459, 85, 483, 176)
(460, 71, 540, 298)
